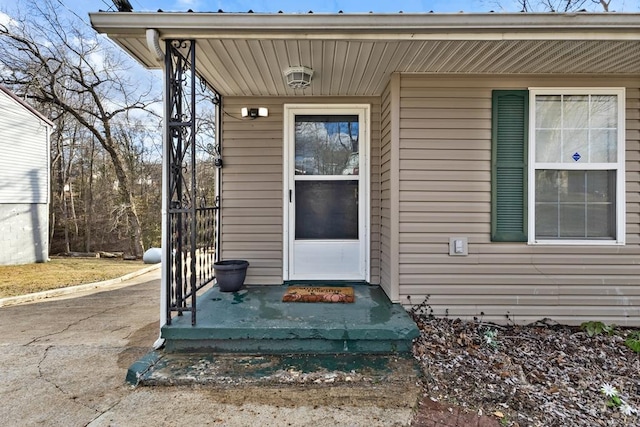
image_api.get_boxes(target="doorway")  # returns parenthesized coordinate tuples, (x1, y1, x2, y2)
(284, 104, 370, 281)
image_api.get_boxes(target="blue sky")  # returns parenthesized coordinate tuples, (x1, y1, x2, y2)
(0, 0, 637, 23)
(110, 0, 490, 13)
(93, 0, 640, 13)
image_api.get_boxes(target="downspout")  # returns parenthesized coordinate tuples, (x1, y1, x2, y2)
(146, 29, 167, 350)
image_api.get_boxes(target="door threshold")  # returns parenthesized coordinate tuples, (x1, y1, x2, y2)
(284, 280, 370, 286)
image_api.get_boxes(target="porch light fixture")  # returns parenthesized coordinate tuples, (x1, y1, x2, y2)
(284, 66, 313, 89)
(241, 107, 269, 118)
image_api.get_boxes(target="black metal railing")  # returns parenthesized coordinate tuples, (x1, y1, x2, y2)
(167, 204, 218, 324)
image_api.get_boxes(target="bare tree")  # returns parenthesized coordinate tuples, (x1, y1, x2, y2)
(0, 0, 160, 257)
(495, 0, 614, 12)
(50, 114, 77, 253)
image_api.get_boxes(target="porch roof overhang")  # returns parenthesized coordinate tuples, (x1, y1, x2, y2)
(89, 12, 640, 97)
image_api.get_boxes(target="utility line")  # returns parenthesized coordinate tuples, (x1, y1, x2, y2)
(55, 0, 92, 27)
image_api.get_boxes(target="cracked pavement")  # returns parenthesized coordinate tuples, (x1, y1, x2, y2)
(0, 271, 160, 426)
(0, 269, 415, 426)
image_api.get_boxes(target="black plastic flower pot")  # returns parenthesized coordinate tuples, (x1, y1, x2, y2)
(213, 260, 249, 292)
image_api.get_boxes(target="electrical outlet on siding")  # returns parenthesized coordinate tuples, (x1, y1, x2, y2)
(449, 237, 468, 256)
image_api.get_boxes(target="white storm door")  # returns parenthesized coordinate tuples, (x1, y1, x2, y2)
(284, 105, 369, 281)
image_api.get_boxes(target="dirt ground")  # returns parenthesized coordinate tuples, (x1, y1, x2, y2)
(410, 305, 640, 427)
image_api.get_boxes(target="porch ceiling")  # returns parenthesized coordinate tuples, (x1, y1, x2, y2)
(90, 12, 640, 97)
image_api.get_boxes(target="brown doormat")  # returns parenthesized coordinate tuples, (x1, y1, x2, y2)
(282, 286, 355, 303)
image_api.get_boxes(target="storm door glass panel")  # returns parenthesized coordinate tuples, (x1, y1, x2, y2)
(295, 181, 358, 239)
(294, 115, 359, 175)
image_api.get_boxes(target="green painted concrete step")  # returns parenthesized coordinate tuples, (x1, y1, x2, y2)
(161, 285, 420, 354)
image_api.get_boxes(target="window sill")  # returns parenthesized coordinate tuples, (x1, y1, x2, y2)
(528, 239, 624, 246)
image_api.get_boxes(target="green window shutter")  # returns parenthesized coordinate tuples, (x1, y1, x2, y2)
(491, 90, 528, 242)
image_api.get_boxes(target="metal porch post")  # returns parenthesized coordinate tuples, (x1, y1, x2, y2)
(164, 39, 197, 325)
(163, 38, 221, 326)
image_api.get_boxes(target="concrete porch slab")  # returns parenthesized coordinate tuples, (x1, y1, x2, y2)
(161, 284, 420, 354)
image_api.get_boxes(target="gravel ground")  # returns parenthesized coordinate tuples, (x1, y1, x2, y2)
(410, 301, 640, 427)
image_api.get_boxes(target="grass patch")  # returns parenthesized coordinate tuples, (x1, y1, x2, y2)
(0, 257, 147, 298)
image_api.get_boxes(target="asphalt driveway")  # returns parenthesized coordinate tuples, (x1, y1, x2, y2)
(0, 270, 414, 426)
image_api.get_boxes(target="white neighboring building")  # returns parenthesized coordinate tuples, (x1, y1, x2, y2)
(0, 85, 53, 265)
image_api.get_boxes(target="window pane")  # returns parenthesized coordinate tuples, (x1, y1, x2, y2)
(586, 170, 613, 202)
(563, 170, 586, 202)
(591, 129, 617, 163)
(563, 95, 589, 129)
(295, 180, 358, 239)
(587, 204, 615, 238)
(563, 130, 588, 163)
(535, 170, 615, 240)
(535, 170, 559, 202)
(586, 171, 616, 238)
(559, 203, 586, 238)
(535, 203, 559, 238)
(536, 129, 561, 162)
(536, 95, 561, 128)
(591, 95, 617, 128)
(295, 115, 359, 176)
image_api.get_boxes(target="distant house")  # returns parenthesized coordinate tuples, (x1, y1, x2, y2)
(0, 85, 53, 265)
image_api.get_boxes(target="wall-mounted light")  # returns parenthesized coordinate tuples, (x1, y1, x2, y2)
(241, 107, 269, 119)
(283, 66, 313, 89)
(207, 143, 223, 168)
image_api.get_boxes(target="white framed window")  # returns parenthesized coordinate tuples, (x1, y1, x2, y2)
(528, 88, 625, 245)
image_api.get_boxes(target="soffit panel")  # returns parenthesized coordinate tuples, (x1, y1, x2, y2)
(111, 36, 640, 96)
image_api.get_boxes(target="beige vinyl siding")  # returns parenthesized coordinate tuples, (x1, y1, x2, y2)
(221, 96, 381, 285)
(398, 75, 640, 325)
(379, 74, 401, 300)
(380, 79, 392, 296)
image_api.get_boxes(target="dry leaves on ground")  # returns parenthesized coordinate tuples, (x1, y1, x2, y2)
(411, 301, 640, 427)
